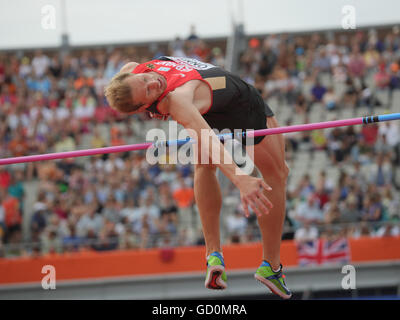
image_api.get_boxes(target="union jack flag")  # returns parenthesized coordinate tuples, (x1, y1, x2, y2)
(296, 238, 351, 266)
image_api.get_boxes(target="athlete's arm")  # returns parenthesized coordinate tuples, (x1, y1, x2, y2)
(166, 89, 273, 217)
(120, 62, 139, 73)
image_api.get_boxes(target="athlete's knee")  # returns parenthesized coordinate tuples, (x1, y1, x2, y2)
(268, 161, 289, 183)
(279, 161, 290, 182)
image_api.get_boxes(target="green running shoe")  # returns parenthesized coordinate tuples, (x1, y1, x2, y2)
(254, 260, 292, 299)
(205, 252, 227, 290)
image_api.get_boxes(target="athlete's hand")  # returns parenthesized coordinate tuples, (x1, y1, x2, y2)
(237, 175, 273, 218)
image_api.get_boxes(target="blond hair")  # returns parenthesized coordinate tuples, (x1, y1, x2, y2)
(104, 72, 143, 113)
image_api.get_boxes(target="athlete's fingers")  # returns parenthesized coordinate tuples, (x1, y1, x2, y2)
(256, 190, 274, 210)
(241, 199, 250, 218)
(248, 201, 263, 218)
(253, 194, 270, 215)
(261, 180, 272, 192)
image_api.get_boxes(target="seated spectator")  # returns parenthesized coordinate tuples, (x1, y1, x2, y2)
(8, 130, 29, 157)
(294, 221, 319, 243)
(293, 193, 324, 227)
(76, 207, 104, 238)
(118, 222, 140, 250)
(226, 208, 248, 242)
(4, 193, 22, 244)
(101, 196, 120, 224)
(54, 130, 76, 153)
(90, 127, 107, 149)
(348, 221, 371, 238)
(172, 176, 194, 209)
(314, 180, 330, 209)
(311, 79, 327, 102)
(342, 78, 360, 108)
(361, 123, 379, 147)
(92, 221, 119, 251)
(373, 215, 400, 237)
(324, 201, 341, 225)
(368, 153, 393, 187)
(62, 222, 84, 252)
(7, 170, 25, 209)
(131, 196, 161, 247)
(374, 62, 390, 89)
(294, 174, 315, 200)
(0, 167, 11, 191)
(322, 87, 338, 110)
(40, 226, 63, 255)
(381, 186, 400, 220)
(341, 194, 361, 223)
(361, 193, 383, 223)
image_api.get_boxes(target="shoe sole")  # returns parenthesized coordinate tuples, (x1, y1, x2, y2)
(205, 265, 227, 290)
(254, 274, 292, 299)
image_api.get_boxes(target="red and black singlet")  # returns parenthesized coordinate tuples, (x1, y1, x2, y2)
(131, 56, 274, 145)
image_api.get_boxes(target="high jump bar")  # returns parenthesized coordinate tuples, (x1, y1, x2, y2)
(1, 113, 399, 166)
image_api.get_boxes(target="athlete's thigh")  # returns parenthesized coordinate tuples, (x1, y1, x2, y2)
(245, 116, 288, 178)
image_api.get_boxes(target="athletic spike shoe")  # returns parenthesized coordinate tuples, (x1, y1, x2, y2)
(205, 252, 227, 290)
(254, 260, 292, 299)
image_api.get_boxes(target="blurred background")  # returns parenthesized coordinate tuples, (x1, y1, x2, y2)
(0, 0, 399, 300)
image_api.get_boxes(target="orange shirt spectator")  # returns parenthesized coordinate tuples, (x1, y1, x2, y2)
(74, 76, 94, 91)
(3, 196, 21, 228)
(8, 136, 29, 157)
(110, 127, 126, 146)
(173, 185, 194, 209)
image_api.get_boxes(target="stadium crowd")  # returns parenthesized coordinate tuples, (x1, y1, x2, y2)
(0, 25, 400, 258)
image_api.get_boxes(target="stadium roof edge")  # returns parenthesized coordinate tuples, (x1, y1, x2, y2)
(0, 22, 398, 53)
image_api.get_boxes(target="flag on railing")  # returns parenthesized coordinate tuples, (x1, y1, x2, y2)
(296, 238, 351, 266)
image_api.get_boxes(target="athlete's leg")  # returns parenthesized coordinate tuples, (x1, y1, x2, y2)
(246, 116, 289, 270)
(194, 163, 222, 256)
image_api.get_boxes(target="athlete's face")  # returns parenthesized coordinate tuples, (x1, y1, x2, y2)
(125, 72, 167, 113)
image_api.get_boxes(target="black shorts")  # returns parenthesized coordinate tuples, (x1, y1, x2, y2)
(203, 86, 274, 145)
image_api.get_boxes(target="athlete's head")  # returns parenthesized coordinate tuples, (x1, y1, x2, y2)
(104, 72, 167, 114)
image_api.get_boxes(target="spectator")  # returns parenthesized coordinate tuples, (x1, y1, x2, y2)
(361, 193, 383, 222)
(294, 221, 319, 243)
(311, 79, 327, 102)
(322, 87, 338, 110)
(293, 193, 324, 227)
(172, 176, 194, 209)
(374, 217, 400, 237)
(31, 50, 50, 78)
(226, 208, 248, 242)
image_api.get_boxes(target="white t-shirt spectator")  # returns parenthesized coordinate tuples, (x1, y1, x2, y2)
(374, 225, 400, 237)
(55, 106, 71, 121)
(73, 104, 95, 120)
(294, 225, 319, 242)
(295, 199, 324, 225)
(378, 122, 400, 147)
(76, 212, 104, 237)
(226, 213, 248, 236)
(104, 157, 125, 173)
(32, 54, 50, 77)
(131, 204, 160, 234)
